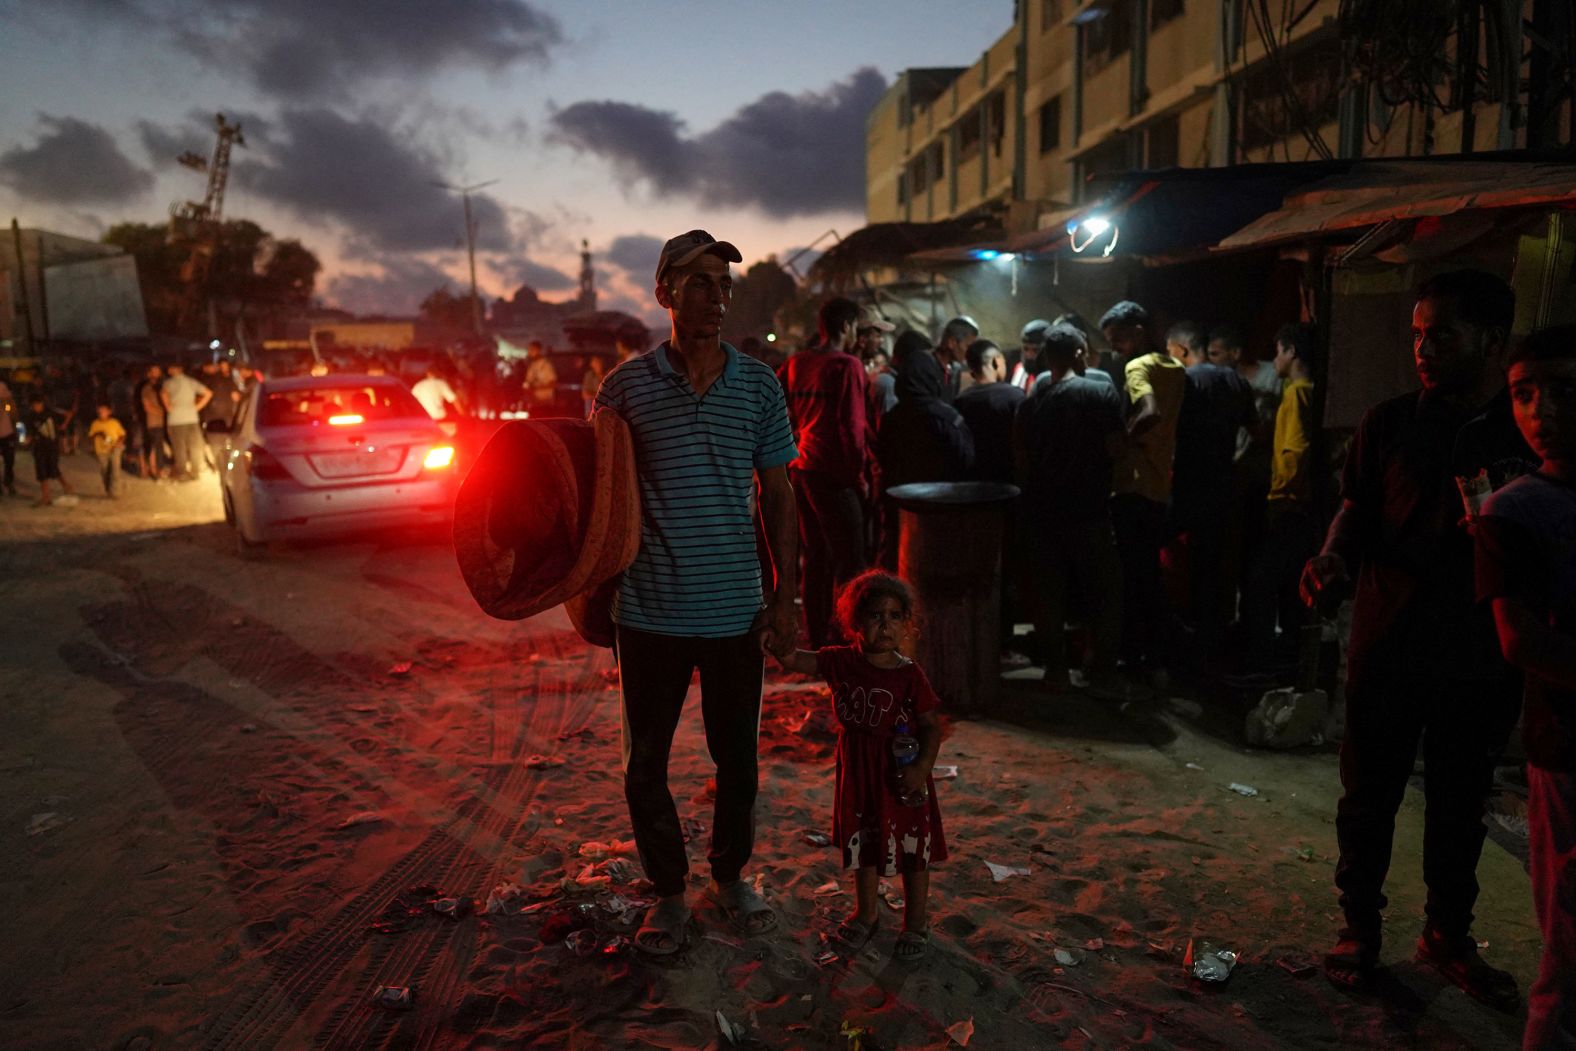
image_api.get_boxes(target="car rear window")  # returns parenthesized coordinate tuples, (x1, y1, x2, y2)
(259, 384, 427, 427)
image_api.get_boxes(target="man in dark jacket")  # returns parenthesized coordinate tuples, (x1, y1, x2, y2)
(875, 334, 974, 566)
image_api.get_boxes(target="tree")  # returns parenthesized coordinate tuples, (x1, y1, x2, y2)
(261, 240, 320, 308)
(101, 218, 322, 339)
(103, 221, 186, 335)
(420, 285, 481, 329)
(721, 257, 798, 345)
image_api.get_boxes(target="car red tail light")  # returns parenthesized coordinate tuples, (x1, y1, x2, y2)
(247, 444, 290, 481)
(423, 445, 455, 470)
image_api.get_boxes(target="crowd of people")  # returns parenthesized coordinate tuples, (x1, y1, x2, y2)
(766, 275, 1576, 1043)
(0, 357, 251, 505)
(580, 230, 1574, 1044)
(776, 294, 1325, 695)
(0, 335, 641, 508)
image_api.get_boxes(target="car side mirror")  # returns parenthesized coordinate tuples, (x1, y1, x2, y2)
(204, 418, 231, 435)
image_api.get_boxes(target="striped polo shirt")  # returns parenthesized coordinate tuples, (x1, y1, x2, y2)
(594, 342, 797, 638)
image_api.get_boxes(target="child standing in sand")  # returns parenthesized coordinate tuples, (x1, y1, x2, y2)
(775, 570, 947, 961)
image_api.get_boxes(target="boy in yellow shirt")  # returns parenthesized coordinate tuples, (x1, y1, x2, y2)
(88, 402, 127, 499)
(1240, 323, 1318, 673)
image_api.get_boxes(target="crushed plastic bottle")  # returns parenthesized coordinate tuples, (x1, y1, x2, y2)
(565, 929, 600, 956)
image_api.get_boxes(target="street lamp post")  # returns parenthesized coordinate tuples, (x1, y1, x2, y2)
(433, 178, 497, 335)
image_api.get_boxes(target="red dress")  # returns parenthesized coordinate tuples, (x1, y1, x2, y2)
(817, 646, 949, 875)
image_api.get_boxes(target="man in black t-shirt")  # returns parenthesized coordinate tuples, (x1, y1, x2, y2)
(1169, 321, 1255, 655)
(1301, 270, 1530, 1009)
(955, 339, 1024, 485)
(1013, 324, 1128, 696)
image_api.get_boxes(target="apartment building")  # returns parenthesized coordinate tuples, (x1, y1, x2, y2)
(868, 0, 1539, 237)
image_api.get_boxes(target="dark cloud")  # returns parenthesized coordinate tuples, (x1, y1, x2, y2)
(549, 68, 887, 218)
(137, 120, 207, 169)
(323, 257, 452, 316)
(605, 234, 664, 277)
(52, 0, 562, 102)
(230, 107, 533, 254)
(0, 115, 154, 205)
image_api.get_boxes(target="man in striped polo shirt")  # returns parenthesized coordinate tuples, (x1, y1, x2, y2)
(593, 229, 799, 954)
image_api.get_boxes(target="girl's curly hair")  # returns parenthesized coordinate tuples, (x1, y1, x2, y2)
(833, 570, 919, 642)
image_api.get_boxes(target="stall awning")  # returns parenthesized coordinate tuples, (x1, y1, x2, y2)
(810, 217, 1006, 281)
(1039, 161, 1346, 262)
(1218, 161, 1576, 251)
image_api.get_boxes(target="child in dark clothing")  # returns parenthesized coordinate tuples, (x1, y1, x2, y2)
(23, 394, 75, 506)
(1473, 324, 1576, 1049)
(775, 571, 947, 961)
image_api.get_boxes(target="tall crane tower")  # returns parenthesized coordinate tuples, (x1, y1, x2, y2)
(170, 112, 245, 337)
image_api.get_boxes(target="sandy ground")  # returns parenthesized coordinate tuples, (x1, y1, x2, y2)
(0, 449, 1542, 1050)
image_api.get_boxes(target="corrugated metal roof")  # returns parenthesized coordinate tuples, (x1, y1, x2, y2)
(1218, 161, 1576, 250)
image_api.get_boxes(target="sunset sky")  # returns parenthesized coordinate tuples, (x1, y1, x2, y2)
(0, 1, 1008, 329)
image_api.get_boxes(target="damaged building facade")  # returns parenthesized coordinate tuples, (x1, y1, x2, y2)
(835, 0, 1573, 402)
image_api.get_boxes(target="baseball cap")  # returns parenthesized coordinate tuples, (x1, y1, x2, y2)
(1020, 318, 1052, 344)
(857, 305, 895, 332)
(655, 229, 742, 284)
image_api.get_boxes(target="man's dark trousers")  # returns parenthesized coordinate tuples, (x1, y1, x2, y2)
(1110, 492, 1170, 669)
(791, 467, 866, 647)
(617, 626, 763, 899)
(1334, 671, 1520, 941)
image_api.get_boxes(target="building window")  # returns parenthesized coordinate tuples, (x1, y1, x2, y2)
(928, 141, 945, 183)
(1083, 2, 1134, 75)
(1078, 134, 1133, 199)
(1237, 35, 1343, 153)
(986, 91, 1007, 156)
(897, 172, 908, 207)
(1151, 0, 1184, 29)
(1146, 114, 1180, 168)
(959, 108, 982, 161)
(1039, 95, 1062, 154)
(909, 154, 927, 195)
(1042, 0, 1061, 32)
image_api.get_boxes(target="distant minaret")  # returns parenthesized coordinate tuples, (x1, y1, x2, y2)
(578, 239, 597, 311)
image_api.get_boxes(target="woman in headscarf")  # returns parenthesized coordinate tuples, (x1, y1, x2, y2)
(873, 332, 976, 566)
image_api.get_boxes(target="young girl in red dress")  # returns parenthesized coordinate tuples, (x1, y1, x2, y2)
(776, 570, 947, 961)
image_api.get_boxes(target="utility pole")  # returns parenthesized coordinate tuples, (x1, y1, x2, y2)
(433, 179, 497, 335)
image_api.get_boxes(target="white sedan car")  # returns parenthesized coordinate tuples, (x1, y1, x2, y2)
(210, 373, 458, 552)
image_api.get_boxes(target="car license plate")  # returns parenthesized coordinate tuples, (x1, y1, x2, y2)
(311, 448, 402, 477)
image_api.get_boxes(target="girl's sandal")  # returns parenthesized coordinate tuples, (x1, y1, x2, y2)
(832, 915, 880, 952)
(895, 927, 930, 962)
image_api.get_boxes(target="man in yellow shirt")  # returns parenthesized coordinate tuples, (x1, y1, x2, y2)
(1101, 300, 1186, 683)
(1241, 324, 1318, 671)
(87, 402, 127, 499)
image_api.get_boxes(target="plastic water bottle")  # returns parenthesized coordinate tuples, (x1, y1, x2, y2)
(891, 722, 926, 807)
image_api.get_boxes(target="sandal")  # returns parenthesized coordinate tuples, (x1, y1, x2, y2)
(1323, 931, 1379, 989)
(895, 927, 930, 962)
(633, 897, 690, 956)
(706, 878, 777, 935)
(832, 915, 880, 952)
(1415, 928, 1520, 1012)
